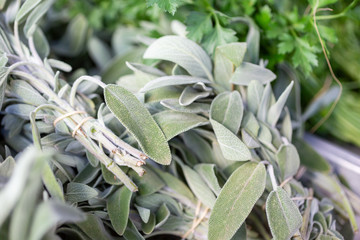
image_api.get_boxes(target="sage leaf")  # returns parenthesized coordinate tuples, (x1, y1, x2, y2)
(276, 144, 300, 180)
(124, 219, 145, 240)
(208, 162, 266, 240)
(15, 0, 41, 23)
(29, 201, 86, 240)
(266, 187, 302, 240)
(217, 42, 247, 67)
(135, 205, 151, 223)
(155, 203, 170, 228)
(107, 186, 132, 235)
(194, 163, 221, 196)
(23, 0, 53, 37)
(140, 75, 211, 93)
(66, 182, 98, 203)
(210, 91, 243, 134)
(179, 86, 210, 106)
(129, 166, 165, 196)
(247, 80, 264, 114)
(161, 99, 210, 113)
(153, 110, 208, 140)
(142, 213, 155, 234)
(143, 36, 213, 80)
(0, 156, 15, 178)
(267, 81, 294, 126)
(136, 193, 182, 216)
(10, 80, 47, 106)
(257, 83, 272, 122)
(210, 119, 251, 161)
(104, 85, 171, 165)
(87, 37, 112, 69)
(230, 62, 276, 86)
(76, 214, 113, 240)
(182, 164, 216, 208)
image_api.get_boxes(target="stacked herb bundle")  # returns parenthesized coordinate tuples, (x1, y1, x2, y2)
(0, 1, 359, 240)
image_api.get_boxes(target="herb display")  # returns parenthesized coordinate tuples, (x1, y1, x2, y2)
(0, 1, 360, 240)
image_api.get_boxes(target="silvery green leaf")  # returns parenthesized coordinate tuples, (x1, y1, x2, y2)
(257, 83, 272, 122)
(208, 162, 266, 240)
(0, 52, 8, 109)
(0, 0, 6, 10)
(76, 214, 113, 240)
(140, 75, 211, 93)
(243, 18, 260, 64)
(267, 81, 294, 126)
(155, 203, 170, 228)
(0, 147, 40, 226)
(52, 15, 89, 57)
(87, 37, 112, 69)
(5, 104, 45, 120)
(151, 165, 195, 202)
(11, 80, 47, 106)
(107, 186, 132, 235)
(102, 48, 145, 84)
(117, 74, 147, 93)
(247, 80, 264, 114)
(242, 112, 260, 136)
(241, 129, 260, 149)
(15, 0, 41, 23)
(182, 164, 216, 208)
(281, 108, 292, 141)
(230, 62, 276, 86)
(194, 164, 221, 196)
(182, 131, 216, 164)
(136, 193, 182, 216)
(210, 91, 243, 134)
(2, 114, 25, 138)
(171, 20, 187, 37)
(66, 182, 98, 203)
(258, 123, 276, 151)
(47, 59, 72, 72)
(73, 164, 100, 184)
(216, 42, 247, 67)
(24, 121, 54, 134)
(135, 204, 151, 223)
(124, 219, 145, 240)
(172, 64, 189, 75)
(0, 156, 15, 177)
(266, 187, 302, 240)
(129, 166, 165, 196)
(161, 99, 210, 113)
(153, 110, 208, 140)
(276, 144, 300, 180)
(86, 150, 99, 167)
(23, 0, 53, 37)
(210, 119, 251, 161)
(179, 86, 210, 106)
(127, 61, 166, 78)
(29, 201, 86, 240)
(142, 213, 155, 234)
(33, 28, 49, 59)
(143, 36, 213, 80)
(145, 86, 182, 103)
(214, 48, 233, 91)
(104, 85, 171, 165)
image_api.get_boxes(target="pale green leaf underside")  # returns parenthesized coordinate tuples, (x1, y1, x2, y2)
(266, 187, 302, 240)
(230, 62, 276, 86)
(210, 119, 251, 161)
(104, 85, 171, 165)
(208, 162, 266, 240)
(143, 35, 212, 80)
(153, 110, 208, 140)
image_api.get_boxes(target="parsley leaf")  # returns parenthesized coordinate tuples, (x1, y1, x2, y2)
(202, 23, 238, 55)
(278, 33, 295, 54)
(292, 38, 319, 73)
(146, 0, 184, 15)
(186, 12, 212, 42)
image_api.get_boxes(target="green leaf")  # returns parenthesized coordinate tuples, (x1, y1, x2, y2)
(278, 33, 295, 54)
(186, 12, 212, 42)
(76, 214, 113, 240)
(194, 164, 221, 195)
(292, 38, 318, 73)
(107, 186, 132, 235)
(101, 163, 122, 185)
(42, 162, 64, 201)
(142, 213, 156, 234)
(276, 144, 300, 180)
(29, 201, 86, 240)
(247, 80, 264, 114)
(182, 165, 216, 208)
(144, 36, 212, 80)
(203, 23, 238, 55)
(155, 203, 170, 227)
(153, 110, 208, 140)
(267, 81, 294, 126)
(146, 0, 184, 15)
(266, 187, 302, 240)
(135, 205, 151, 223)
(210, 119, 251, 161)
(161, 99, 210, 113)
(230, 62, 276, 86)
(208, 162, 266, 240)
(140, 75, 211, 93)
(0, 156, 15, 178)
(124, 219, 145, 240)
(136, 193, 182, 216)
(129, 166, 165, 196)
(104, 85, 171, 165)
(293, 138, 331, 172)
(66, 182, 98, 203)
(16, 0, 41, 23)
(210, 91, 243, 134)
